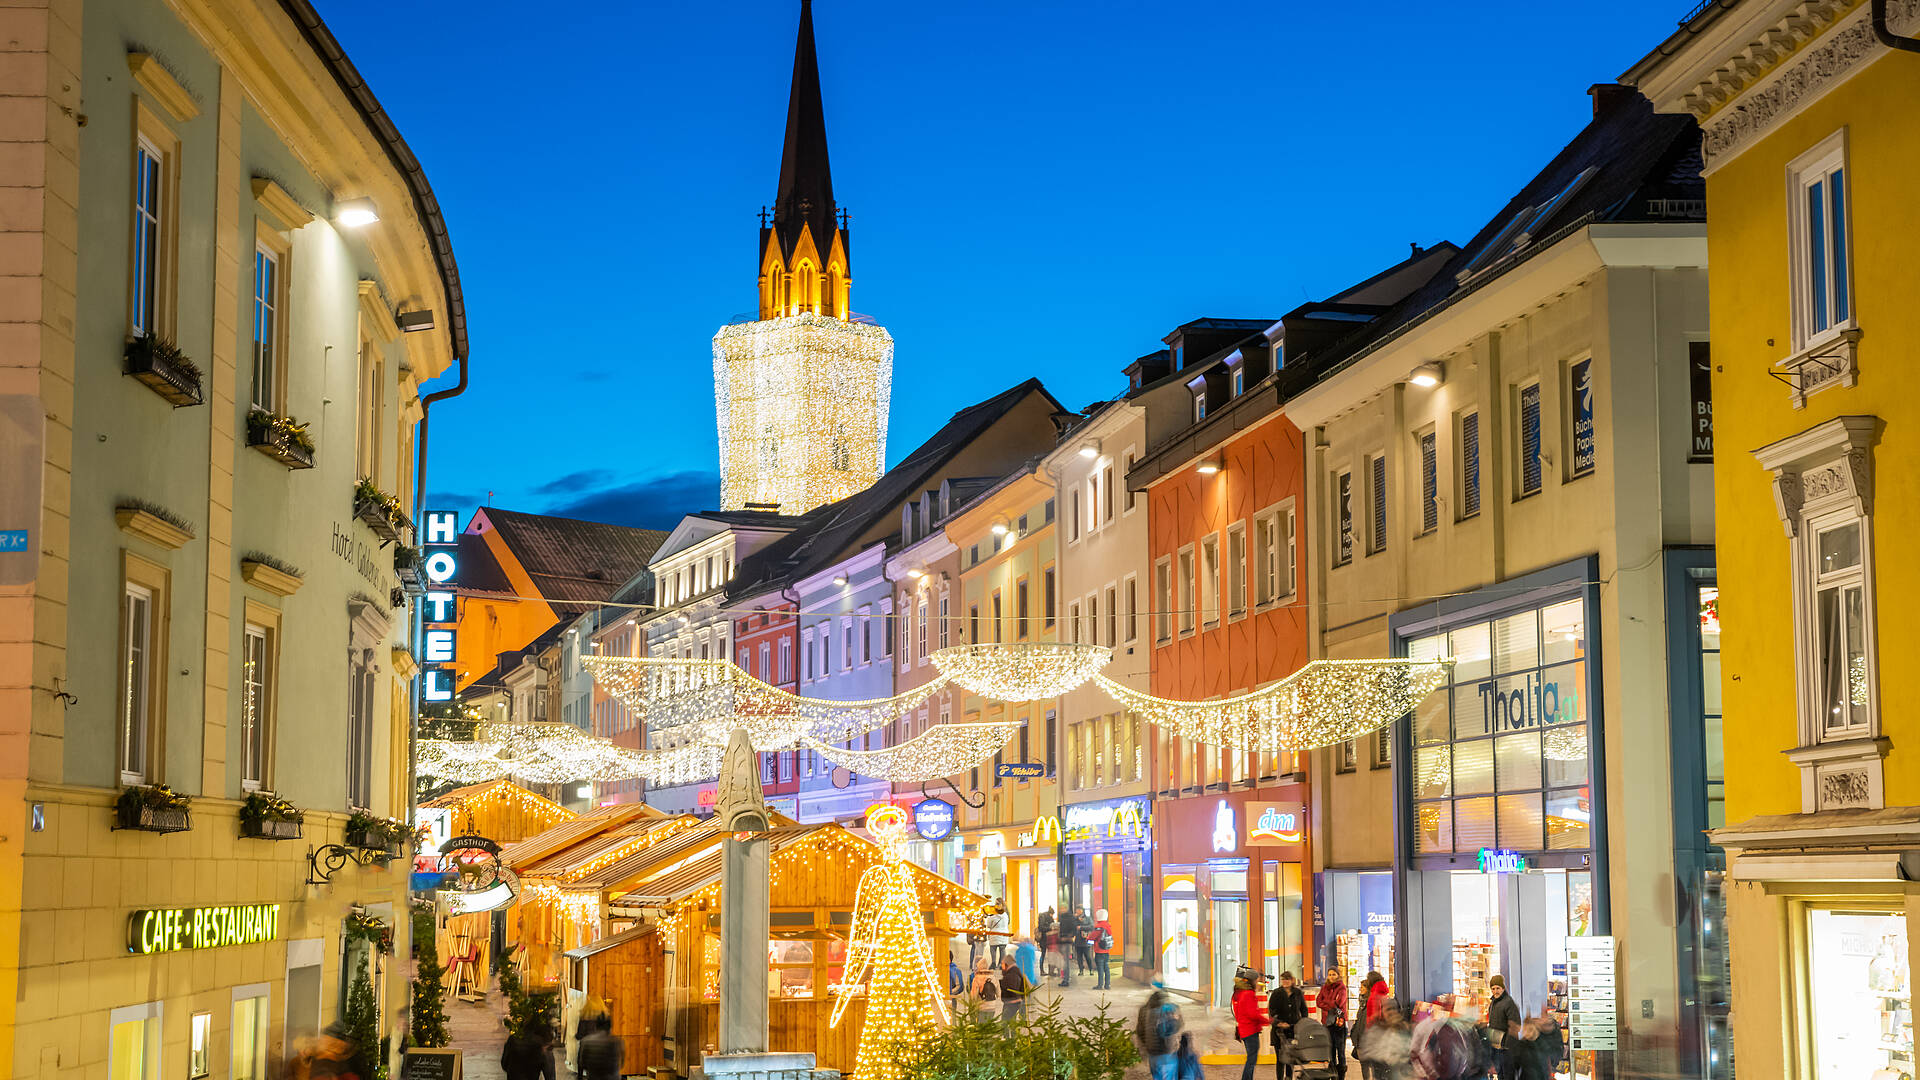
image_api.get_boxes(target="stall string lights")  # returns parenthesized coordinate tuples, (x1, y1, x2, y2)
(1092, 659, 1453, 753)
(831, 807, 948, 1080)
(929, 642, 1113, 701)
(800, 721, 1023, 783)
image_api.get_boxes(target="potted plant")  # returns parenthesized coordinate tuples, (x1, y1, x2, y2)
(246, 408, 316, 469)
(115, 784, 192, 833)
(123, 335, 204, 406)
(393, 544, 425, 592)
(238, 791, 304, 840)
(344, 909, 395, 955)
(353, 479, 411, 542)
(344, 810, 413, 856)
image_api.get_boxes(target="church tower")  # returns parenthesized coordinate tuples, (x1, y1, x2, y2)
(713, 0, 892, 513)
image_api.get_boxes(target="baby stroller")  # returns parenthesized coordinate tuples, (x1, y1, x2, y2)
(1285, 1016, 1338, 1080)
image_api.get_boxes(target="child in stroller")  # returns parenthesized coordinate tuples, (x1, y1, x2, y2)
(1285, 1016, 1338, 1080)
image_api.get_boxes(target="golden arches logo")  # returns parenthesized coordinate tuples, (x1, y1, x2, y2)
(1109, 805, 1145, 838)
(1022, 816, 1063, 847)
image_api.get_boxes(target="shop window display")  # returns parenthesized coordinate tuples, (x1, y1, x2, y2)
(1807, 910, 1911, 1080)
(1160, 867, 1202, 993)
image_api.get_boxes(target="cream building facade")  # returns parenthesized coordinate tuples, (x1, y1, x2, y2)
(0, 0, 464, 1074)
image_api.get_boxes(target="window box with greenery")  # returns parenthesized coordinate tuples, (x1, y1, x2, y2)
(115, 784, 191, 833)
(239, 791, 304, 840)
(344, 810, 412, 857)
(353, 479, 411, 543)
(247, 408, 315, 469)
(124, 335, 204, 407)
(393, 544, 426, 593)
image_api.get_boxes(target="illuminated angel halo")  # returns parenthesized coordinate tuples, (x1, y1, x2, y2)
(930, 642, 1113, 701)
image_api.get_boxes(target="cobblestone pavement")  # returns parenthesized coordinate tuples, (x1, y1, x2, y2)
(444, 988, 507, 1080)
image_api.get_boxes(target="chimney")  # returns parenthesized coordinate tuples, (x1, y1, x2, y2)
(1587, 83, 1640, 119)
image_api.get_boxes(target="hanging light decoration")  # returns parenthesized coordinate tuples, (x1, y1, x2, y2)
(1093, 658, 1451, 752)
(929, 642, 1112, 701)
(830, 805, 947, 1080)
(800, 721, 1022, 783)
(416, 722, 726, 785)
(581, 655, 945, 748)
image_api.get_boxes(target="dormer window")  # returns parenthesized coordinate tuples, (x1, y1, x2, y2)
(1231, 367, 1245, 397)
(1194, 392, 1208, 423)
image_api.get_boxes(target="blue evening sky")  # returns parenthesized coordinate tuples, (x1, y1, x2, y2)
(317, 0, 1688, 529)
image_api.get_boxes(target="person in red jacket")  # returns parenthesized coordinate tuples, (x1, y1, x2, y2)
(1317, 969, 1350, 1075)
(1232, 968, 1271, 1080)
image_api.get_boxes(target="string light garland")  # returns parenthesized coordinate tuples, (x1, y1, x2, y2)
(417, 722, 726, 785)
(521, 879, 604, 925)
(800, 721, 1022, 783)
(581, 655, 946, 748)
(1093, 659, 1453, 752)
(930, 642, 1113, 701)
(714, 312, 893, 514)
(830, 806, 947, 1080)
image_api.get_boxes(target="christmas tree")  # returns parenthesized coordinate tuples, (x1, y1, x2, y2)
(344, 964, 381, 1079)
(408, 907, 450, 1047)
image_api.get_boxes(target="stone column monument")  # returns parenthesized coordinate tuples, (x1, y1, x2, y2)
(703, 728, 814, 1078)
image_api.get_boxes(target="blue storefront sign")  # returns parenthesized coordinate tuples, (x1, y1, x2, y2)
(997, 762, 1046, 779)
(1062, 796, 1151, 854)
(913, 798, 956, 841)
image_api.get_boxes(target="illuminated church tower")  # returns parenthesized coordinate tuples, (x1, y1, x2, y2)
(714, 0, 892, 513)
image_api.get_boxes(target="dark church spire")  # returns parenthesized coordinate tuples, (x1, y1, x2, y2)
(770, 0, 836, 263)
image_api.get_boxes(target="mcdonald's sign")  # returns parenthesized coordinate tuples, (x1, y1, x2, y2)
(1018, 815, 1063, 848)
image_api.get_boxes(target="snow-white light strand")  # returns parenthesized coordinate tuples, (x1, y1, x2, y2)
(581, 655, 946, 747)
(800, 721, 1022, 783)
(1092, 659, 1453, 752)
(929, 642, 1113, 701)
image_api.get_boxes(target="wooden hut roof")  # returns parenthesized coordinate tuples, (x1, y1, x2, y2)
(501, 802, 663, 869)
(561, 923, 651, 960)
(525, 817, 703, 884)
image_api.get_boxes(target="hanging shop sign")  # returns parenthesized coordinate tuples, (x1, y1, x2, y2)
(441, 835, 518, 915)
(996, 762, 1047, 779)
(913, 798, 957, 841)
(1245, 802, 1306, 846)
(421, 510, 461, 703)
(1478, 848, 1530, 874)
(1018, 816, 1063, 848)
(1062, 796, 1151, 853)
(128, 904, 281, 954)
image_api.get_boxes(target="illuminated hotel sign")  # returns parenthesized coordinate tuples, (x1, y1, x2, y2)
(1246, 802, 1306, 846)
(420, 510, 460, 702)
(128, 904, 280, 954)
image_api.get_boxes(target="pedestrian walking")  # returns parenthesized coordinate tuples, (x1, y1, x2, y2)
(575, 1010, 623, 1080)
(1014, 935, 1039, 988)
(947, 949, 966, 1009)
(1073, 907, 1095, 975)
(1267, 970, 1307, 1080)
(968, 957, 999, 1020)
(999, 953, 1031, 1022)
(1357, 998, 1413, 1080)
(1352, 972, 1388, 1080)
(1517, 1004, 1562, 1080)
(1037, 907, 1056, 974)
(1232, 968, 1271, 1080)
(988, 901, 1009, 966)
(1136, 981, 1184, 1080)
(501, 1024, 556, 1080)
(1057, 908, 1081, 985)
(1487, 975, 1522, 1080)
(1316, 968, 1350, 1077)
(1091, 908, 1115, 990)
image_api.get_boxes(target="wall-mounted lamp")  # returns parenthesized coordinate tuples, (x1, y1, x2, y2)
(907, 567, 926, 580)
(335, 197, 379, 228)
(833, 574, 849, 587)
(397, 309, 436, 333)
(1409, 362, 1444, 388)
(1077, 438, 1102, 460)
(1196, 457, 1222, 475)
(990, 521, 1010, 537)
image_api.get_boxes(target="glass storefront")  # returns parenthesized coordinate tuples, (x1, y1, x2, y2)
(1160, 867, 1202, 993)
(1322, 870, 1392, 1012)
(1063, 796, 1152, 974)
(1807, 909, 1911, 1079)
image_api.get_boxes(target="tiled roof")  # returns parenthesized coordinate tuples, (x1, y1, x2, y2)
(470, 508, 669, 609)
(726, 378, 1065, 596)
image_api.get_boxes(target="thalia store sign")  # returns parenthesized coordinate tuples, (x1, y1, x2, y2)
(420, 510, 460, 702)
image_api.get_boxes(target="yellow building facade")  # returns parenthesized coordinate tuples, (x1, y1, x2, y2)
(1629, 2, 1920, 1075)
(0, 0, 464, 1075)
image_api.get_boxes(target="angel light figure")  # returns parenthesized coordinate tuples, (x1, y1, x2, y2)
(829, 804, 950, 1080)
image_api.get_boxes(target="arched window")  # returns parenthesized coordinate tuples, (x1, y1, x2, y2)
(796, 260, 816, 313)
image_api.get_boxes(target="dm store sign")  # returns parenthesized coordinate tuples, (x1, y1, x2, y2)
(419, 510, 460, 702)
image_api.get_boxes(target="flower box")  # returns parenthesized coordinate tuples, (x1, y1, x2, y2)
(117, 803, 190, 833)
(355, 496, 406, 543)
(124, 337, 204, 407)
(394, 546, 426, 593)
(248, 425, 315, 469)
(242, 817, 303, 840)
(344, 828, 403, 859)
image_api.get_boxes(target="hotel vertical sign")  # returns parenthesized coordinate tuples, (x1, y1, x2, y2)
(421, 510, 459, 702)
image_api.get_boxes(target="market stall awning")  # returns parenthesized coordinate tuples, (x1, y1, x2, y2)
(501, 803, 661, 869)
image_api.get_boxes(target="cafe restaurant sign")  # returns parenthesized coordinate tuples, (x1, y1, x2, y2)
(128, 904, 281, 954)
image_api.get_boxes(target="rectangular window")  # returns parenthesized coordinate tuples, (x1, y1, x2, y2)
(346, 655, 374, 808)
(939, 594, 951, 648)
(1367, 453, 1388, 554)
(1043, 567, 1057, 628)
(760, 641, 771, 680)
(1071, 491, 1082, 541)
(1088, 593, 1100, 646)
(1458, 411, 1482, 519)
(1177, 547, 1197, 634)
(1567, 358, 1595, 479)
(1226, 524, 1247, 617)
(1105, 585, 1118, 645)
(121, 582, 156, 784)
(1517, 382, 1543, 497)
(1154, 558, 1172, 642)
(131, 139, 165, 337)
(1790, 132, 1853, 347)
(1045, 709, 1057, 776)
(1200, 534, 1221, 626)
(843, 620, 854, 670)
(1232, 367, 1246, 396)
(356, 344, 382, 481)
(970, 604, 980, 644)
(1087, 475, 1102, 533)
(1815, 520, 1870, 737)
(1123, 452, 1137, 512)
(1373, 728, 1392, 769)
(1194, 392, 1207, 423)
(992, 592, 1003, 643)
(109, 1002, 163, 1080)
(1419, 430, 1439, 534)
(1068, 602, 1082, 645)
(231, 988, 269, 1080)
(1102, 466, 1114, 525)
(240, 620, 277, 790)
(1334, 470, 1354, 566)
(917, 602, 928, 663)
(1016, 578, 1030, 639)
(1124, 575, 1138, 642)
(739, 646, 751, 670)
(1337, 739, 1358, 773)
(250, 245, 280, 410)
(858, 606, 873, 664)
(779, 638, 791, 683)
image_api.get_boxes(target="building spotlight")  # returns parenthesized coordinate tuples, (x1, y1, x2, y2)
(335, 197, 379, 228)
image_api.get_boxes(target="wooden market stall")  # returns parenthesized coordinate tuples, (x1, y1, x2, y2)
(512, 816, 991, 1078)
